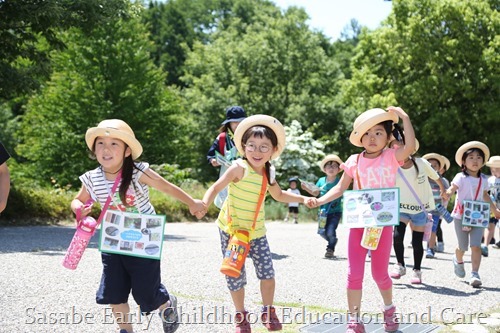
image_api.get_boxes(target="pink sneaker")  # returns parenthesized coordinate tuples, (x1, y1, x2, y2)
(383, 306, 399, 332)
(235, 311, 252, 333)
(346, 320, 366, 333)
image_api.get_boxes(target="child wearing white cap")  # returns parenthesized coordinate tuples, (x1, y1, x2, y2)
(444, 142, 500, 287)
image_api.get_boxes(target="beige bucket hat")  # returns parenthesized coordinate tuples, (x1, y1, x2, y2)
(454, 141, 490, 167)
(319, 154, 344, 172)
(85, 119, 143, 160)
(441, 155, 450, 171)
(486, 156, 500, 168)
(349, 108, 399, 147)
(422, 153, 446, 170)
(234, 115, 286, 160)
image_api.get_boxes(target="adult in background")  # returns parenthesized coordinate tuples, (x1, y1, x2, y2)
(206, 106, 247, 208)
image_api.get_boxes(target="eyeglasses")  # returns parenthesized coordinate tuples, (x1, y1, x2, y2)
(325, 162, 339, 169)
(244, 143, 271, 153)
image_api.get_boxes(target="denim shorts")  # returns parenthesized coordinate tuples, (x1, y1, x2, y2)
(399, 211, 427, 227)
(96, 253, 170, 314)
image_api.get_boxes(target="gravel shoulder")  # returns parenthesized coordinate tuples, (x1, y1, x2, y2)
(1, 221, 499, 332)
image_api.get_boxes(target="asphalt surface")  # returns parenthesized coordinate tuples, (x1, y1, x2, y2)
(0, 221, 499, 333)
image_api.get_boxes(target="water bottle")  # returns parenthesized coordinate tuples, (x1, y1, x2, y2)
(423, 214, 433, 242)
(62, 216, 98, 270)
(435, 203, 453, 223)
(220, 230, 250, 278)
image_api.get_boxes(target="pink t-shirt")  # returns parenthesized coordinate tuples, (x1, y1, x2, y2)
(450, 173, 489, 219)
(341, 148, 401, 190)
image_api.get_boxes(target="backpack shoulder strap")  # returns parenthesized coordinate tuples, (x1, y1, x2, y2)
(218, 132, 226, 154)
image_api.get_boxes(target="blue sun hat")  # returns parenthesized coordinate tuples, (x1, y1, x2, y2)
(221, 106, 247, 125)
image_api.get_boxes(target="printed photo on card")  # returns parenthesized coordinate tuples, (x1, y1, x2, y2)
(461, 200, 490, 228)
(342, 188, 400, 228)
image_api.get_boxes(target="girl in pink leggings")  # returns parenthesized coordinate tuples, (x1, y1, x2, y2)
(306, 107, 415, 333)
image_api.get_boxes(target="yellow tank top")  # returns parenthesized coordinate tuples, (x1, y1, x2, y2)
(217, 160, 268, 240)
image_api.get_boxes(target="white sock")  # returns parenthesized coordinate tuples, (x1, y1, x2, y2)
(383, 303, 394, 310)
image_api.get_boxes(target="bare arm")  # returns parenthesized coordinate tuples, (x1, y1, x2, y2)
(309, 172, 352, 208)
(444, 183, 458, 201)
(483, 190, 500, 219)
(202, 163, 244, 208)
(140, 169, 205, 215)
(268, 182, 307, 203)
(71, 184, 93, 224)
(0, 162, 10, 213)
(387, 106, 415, 162)
(301, 183, 320, 197)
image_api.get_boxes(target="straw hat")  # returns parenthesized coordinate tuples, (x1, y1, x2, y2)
(422, 153, 446, 170)
(349, 108, 399, 147)
(454, 141, 490, 167)
(85, 119, 143, 160)
(234, 115, 286, 160)
(486, 156, 500, 168)
(441, 155, 450, 171)
(320, 154, 344, 172)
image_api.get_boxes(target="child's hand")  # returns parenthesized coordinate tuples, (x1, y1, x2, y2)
(190, 199, 206, 216)
(386, 106, 408, 119)
(305, 197, 318, 208)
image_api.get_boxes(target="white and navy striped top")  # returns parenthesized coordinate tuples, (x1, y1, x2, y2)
(79, 162, 155, 214)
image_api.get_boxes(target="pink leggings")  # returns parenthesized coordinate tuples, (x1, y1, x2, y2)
(347, 226, 393, 290)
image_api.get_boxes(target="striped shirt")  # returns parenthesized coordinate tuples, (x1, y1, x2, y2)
(79, 162, 155, 214)
(217, 160, 269, 240)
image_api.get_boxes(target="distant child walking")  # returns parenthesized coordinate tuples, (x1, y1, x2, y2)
(284, 177, 301, 223)
(302, 154, 344, 259)
(199, 115, 309, 333)
(389, 141, 445, 284)
(72, 119, 205, 333)
(306, 107, 415, 333)
(444, 142, 500, 287)
(485, 156, 500, 251)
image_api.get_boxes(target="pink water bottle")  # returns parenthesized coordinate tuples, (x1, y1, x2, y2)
(62, 216, 97, 270)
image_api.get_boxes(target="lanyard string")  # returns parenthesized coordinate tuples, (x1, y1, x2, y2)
(471, 176, 483, 201)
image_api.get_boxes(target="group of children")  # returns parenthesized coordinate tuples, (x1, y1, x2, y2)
(0, 104, 493, 333)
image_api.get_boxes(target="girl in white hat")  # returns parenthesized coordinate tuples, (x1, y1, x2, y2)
(72, 119, 206, 333)
(484, 156, 500, 252)
(306, 106, 416, 333)
(200, 115, 309, 333)
(444, 142, 500, 288)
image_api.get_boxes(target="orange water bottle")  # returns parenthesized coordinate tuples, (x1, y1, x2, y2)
(220, 230, 250, 278)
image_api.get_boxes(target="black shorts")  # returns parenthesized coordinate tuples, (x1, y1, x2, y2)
(96, 253, 170, 314)
(288, 206, 299, 214)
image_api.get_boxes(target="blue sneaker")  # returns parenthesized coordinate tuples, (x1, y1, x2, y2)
(453, 256, 466, 278)
(160, 295, 179, 333)
(425, 248, 435, 258)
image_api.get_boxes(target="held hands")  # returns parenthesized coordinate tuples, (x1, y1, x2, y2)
(190, 199, 207, 219)
(305, 197, 319, 208)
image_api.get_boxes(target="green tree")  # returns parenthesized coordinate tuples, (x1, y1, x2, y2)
(17, 5, 192, 188)
(0, 0, 129, 102)
(181, 4, 343, 180)
(343, 0, 499, 163)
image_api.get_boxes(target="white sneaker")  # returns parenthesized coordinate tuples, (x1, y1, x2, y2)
(470, 272, 482, 288)
(390, 264, 406, 279)
(410, 270, 422, 284)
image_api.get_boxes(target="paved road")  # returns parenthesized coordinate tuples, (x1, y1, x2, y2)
(0, 221, 499, 332)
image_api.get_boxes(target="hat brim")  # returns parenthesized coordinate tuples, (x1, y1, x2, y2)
(86, 128, 143, 160)
(455, 141, 490, 167)
(442, 155, 450, 171)
(349, 109, 399, 147)
(320, 154, 344, 172)
(221, 117, 246, 125)
(486, 156, 500, 168)
(422, 153, 446, 170)
(234, 115, 286, 160)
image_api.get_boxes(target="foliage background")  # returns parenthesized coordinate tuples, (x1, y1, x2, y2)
(0, 0, 498, 222)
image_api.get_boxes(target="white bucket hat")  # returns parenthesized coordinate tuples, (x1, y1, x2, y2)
(454, 141, 490, 167)
(349, 108, 399, 147)
(319, 154, 343, 172)
(486, 156, 500, 168)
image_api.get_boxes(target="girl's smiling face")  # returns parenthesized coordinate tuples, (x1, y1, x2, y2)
(243, 135, 276, 170)
(361, 124, 390, 155)
(94, 136, 131, 173)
